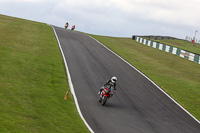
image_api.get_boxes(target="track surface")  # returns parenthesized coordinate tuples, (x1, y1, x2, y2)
(53, 26, 200, 133)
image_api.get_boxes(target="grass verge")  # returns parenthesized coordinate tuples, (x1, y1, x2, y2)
(0, 14, 89, 133)
(89, 34, 200, 121)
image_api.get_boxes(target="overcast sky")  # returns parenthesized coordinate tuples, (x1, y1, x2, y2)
(0, 0, 200, 39)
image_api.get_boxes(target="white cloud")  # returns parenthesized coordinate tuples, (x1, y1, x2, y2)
(105, 0, 200, 27)
(51, 0, 200, 28)
(0, 0, 200, 39)
(0, 0, 56, 3)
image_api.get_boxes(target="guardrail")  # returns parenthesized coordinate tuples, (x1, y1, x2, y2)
(132, 35, 184, 40)
(133, 36, 200, 64)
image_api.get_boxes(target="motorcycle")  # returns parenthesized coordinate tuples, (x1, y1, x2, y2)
(65, 23, 68, 29)
(98, 86, 114, 106)
(71, 25, 75, 31)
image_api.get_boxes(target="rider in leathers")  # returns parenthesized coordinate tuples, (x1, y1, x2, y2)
(99, 77, 117, 96)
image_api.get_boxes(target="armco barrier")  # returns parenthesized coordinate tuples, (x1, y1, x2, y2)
(132, 35, 183, 40)
(134, 36, 200, 64)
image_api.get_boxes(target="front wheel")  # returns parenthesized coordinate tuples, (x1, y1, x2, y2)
(99, 97, 102, 102)
(101, 96, 107, 106)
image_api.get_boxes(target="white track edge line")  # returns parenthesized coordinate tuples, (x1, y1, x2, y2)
(88, 35, 200, 124)
(52, 26, 94, 133)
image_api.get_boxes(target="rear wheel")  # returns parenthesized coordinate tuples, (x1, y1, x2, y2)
(101, 96, 107, 106)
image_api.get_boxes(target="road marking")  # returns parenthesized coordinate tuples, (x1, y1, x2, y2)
(52, 26, 94, 133)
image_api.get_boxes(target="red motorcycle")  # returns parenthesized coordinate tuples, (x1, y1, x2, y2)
(98, 86, 114, 106)
(71, 25, 75, 31)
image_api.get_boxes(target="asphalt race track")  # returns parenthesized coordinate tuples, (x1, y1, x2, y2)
(53, 26, 200, 133)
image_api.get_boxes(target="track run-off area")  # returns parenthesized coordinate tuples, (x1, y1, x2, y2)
(53, 26, 200, 133)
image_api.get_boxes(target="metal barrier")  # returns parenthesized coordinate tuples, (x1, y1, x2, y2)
(132, 35, 183, 40)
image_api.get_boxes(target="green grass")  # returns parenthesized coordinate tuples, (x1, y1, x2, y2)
(0, 14, 89, 133)
(89, 34, 200, 121)
(152, 39, 200, 55)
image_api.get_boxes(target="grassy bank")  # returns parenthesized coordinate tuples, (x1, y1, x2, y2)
(89, 34, 200, 121)
(0, 14, 89, 132)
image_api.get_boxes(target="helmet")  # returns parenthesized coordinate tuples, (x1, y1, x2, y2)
(111, 76, 117, 83)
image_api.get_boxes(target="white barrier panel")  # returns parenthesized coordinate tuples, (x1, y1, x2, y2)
(153, 42, 157, 48)
(180, 50, 185, 58)
(143, 39, 146, 45)
(172, 47, 177, 55)
(189, 53, 195, 61)
(166, 45, 170, 52)
(136, 37, 139, 42)
(140, 38, 143, 43)
(147, 40, 151, 46)
(159, 44, 163, 50)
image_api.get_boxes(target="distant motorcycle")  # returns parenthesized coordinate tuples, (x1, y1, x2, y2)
(71, 25, 75, 31)
(65, 22, 68, 29)
(98, 86, 114, 106)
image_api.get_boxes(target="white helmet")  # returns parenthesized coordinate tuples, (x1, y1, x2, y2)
(111, 76, 117, 83)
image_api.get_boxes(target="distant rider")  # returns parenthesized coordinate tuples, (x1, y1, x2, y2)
(98, 77, 117, 96)
(71, 25, 75, 30)
(65, 22, 69, 29)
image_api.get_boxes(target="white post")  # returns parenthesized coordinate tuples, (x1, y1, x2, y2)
(194, 30, 198, 43)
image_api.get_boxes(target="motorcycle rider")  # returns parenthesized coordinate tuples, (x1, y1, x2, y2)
(65, 22, 69, 29)
(98, 76, 117, 96)
(71, 25, 75, 30)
